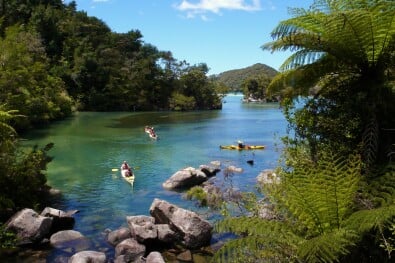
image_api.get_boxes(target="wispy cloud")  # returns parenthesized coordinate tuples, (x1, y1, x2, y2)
(175, 0, 261, 19)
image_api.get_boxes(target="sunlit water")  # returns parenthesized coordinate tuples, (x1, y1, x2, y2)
(21, 94, 287, 260)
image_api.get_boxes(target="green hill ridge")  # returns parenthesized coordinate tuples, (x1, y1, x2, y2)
(212, 63, 278, 91)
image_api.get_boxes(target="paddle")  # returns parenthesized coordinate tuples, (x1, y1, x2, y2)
(112, 167, 139, 172)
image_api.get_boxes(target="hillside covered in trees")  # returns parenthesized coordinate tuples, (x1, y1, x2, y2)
(212, 63, 278, 92)
(0, 0, 226, 132)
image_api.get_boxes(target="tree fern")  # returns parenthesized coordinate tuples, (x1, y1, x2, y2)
(262, 0, 395, 167)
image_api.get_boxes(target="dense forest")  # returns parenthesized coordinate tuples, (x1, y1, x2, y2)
(0, 0, 227, 131)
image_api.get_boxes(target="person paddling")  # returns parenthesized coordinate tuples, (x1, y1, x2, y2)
(237, 140, 245, 149)
(121, 161, 133, 177)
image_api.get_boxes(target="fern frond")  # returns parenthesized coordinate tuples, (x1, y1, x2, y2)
(343, 205, 395, 235)
(364, 164, 395, 206)
(214, 217, 302, 262)
(263, 0, 395, 96)
(362, 116, 379, 174)
(266, 151, 361, 235)
(298, 228, 358, 263)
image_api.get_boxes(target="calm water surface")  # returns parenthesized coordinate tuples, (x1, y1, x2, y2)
(22, 94, 287, 260)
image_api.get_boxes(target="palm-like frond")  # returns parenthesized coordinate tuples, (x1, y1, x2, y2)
(267, 55, 345, 95)
(264, 1, 394, 68)
(262, 0, 395, 95)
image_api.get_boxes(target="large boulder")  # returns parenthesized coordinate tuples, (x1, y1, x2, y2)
(126, 215, 157, 243)
(107, 227, 131, 246)
(162, 167, 208, 190)
(69, 250, 106, 263)
(156, 224, 177, 243)
(149, 199, 212, 249)
(40, 207, 77, 233)
(5, 208, 53, 245)
(146, 251, 165, 263)
(115, 238, 145, 260)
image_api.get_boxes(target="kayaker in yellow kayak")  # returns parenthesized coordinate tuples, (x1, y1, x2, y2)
(220, 141, 265, 150)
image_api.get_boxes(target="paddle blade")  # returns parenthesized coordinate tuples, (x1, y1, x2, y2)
(112, 168, 119, 172)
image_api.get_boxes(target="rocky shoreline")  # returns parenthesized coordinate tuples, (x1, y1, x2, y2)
(2, 161, 278, 262)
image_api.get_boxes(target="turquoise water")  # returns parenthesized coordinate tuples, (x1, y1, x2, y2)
(22, 94, 287, 259)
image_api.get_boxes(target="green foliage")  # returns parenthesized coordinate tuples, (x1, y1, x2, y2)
(241, 74, 277, 101)
(214, 217, 301, 262)
(361, 164, 395, 208)
(0, 24, 73, 130)
(275, 151, 361, 235)
(0, 143, 53, 212)
(0, 105, 18, 141)
(0, 223, 16, 249)
(169, 92, 196, 111)
(0, 104, 53, 214)
(214, 150, 395, 262)
(185, 185, 223, 209)
(185, 186, 208, 206)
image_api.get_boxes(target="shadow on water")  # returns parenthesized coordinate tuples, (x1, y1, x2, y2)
(111, 110, 222, 129)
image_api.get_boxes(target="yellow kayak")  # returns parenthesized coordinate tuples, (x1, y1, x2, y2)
(220, 145, 265, 150)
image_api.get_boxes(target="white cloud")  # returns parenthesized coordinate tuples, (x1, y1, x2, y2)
(175, 0, 261, 18)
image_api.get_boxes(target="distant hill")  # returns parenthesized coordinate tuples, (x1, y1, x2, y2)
(212, 63, 278, 91)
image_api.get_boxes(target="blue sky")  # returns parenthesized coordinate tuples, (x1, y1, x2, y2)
(66, 0, 311, 75)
